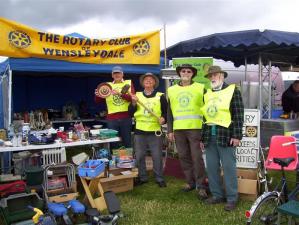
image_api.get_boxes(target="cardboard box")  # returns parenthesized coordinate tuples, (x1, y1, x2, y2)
(100, 168, 138, 193)
(237, 169, 258, 200)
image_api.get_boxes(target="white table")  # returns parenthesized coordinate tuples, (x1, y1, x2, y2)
(0, 137, 120, 153)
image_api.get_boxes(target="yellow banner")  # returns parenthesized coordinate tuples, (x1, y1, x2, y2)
(0, 17, 160, 64)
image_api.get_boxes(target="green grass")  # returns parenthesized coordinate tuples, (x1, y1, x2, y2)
(116, 176, 253, 225)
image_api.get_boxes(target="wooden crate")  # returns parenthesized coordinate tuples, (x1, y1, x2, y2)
(46, 181, 78, 203)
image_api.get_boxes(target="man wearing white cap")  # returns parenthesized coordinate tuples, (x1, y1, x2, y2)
(95, 66, 135, 148)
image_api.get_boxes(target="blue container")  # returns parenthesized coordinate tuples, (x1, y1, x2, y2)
(78, 160, 105, 178)
(69, 200, 85, 214)
(271, 109, 283, 118)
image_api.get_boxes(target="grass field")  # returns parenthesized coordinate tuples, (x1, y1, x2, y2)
(116, 176, 253, 225)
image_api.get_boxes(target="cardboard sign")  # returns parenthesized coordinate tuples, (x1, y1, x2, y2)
(236, 109, 260, 168)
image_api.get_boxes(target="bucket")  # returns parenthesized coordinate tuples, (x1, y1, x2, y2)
(25, 167, 44, 186)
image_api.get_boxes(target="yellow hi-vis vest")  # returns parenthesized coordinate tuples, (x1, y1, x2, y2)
(106, 80, 131, 114)
(134, 92, 162, 131)
(168, 82, 204, 130)
(201, 84, 235, 128)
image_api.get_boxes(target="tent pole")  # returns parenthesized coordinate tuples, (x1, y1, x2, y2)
(258, 54, 262, 116)
(163, 23, 167, 69)
(8, 68, 12, 128)
(244, 57, 247, 82)
(268, 61, 272, 119)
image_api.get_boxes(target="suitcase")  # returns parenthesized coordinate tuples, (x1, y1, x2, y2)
(0, 180, 26, 198)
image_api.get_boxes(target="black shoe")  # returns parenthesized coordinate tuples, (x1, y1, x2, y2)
(205, 197, 225, 205)
(134, 178, 148, 186)
(224, 201, 237, 211)
(157, 181, 167, 188)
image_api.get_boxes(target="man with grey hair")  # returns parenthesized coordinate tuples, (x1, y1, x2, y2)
(200, 65, 244, 211)
(129, 73, 167, 187)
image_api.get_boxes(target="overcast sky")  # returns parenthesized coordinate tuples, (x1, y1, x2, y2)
(1, 0, 299, 49)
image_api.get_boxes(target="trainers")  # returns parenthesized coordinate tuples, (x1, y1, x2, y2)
(205, 197, 225, 205)
(197, 188, 208, 200)
(224, 201, 237, 211)
(157, 181, 167, 188)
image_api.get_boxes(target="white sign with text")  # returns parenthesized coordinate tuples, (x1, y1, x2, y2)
(236, 109, 260, 168)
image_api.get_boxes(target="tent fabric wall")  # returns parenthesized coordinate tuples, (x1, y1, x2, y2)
(0, 62, 9, 128)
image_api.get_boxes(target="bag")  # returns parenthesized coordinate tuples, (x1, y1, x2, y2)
(0, 180, 26, 198)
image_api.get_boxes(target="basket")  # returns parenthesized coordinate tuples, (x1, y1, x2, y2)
(78, 160, 105, 178)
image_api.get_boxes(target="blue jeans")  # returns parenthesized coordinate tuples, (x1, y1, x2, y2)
(107, 118, 132, 148)
(205, 136, 238, 202)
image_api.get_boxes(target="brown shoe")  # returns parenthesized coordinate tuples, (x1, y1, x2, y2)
(205, 197, 225, 205)
(197, 188, 208, 200)
(181, 184, 196, 192)
(224, 201, 237, 211)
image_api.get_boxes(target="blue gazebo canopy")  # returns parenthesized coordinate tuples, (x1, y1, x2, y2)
(165, 29, 299, 67)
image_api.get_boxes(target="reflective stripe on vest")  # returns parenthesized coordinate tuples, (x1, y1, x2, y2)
(174, 115, 203, 120)
(200, 84, 235, 128)
(168, 82, 204, 130)
(106, 80, 131, 114)
(134, 92, 162, 131)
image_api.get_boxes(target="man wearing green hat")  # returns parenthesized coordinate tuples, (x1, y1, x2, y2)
(167, 64, 208, 200)
(200, 65, 244, 211)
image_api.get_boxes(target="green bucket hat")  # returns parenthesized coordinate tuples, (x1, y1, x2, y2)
(204, 65, 228, 78)
(175, 64, 197, 78)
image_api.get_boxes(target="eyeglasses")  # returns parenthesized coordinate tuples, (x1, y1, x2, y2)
(180, 69, 193, 74)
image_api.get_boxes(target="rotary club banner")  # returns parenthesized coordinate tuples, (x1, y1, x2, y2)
(0, 17, 160, 64)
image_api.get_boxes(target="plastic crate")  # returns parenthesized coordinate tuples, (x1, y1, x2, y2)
(0, 193, 44, 224)
(99, 129, 118, 139)
(78, 160, 105, 178)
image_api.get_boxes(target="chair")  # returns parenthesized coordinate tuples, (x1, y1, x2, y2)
(265, 135, 298, 171)
(277, 200, 299, 225)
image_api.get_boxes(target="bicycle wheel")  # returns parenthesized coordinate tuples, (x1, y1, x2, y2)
(247, 193, 286, 225)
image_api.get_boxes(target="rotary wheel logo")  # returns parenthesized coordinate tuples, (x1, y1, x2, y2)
(133, 39, 150, 56)
(113, 94, 124, 106)
(179, 95, 190, 108)
(206, 104, 218, 118)
(246, 126, 257, 137)
(8, 30, 31, 49)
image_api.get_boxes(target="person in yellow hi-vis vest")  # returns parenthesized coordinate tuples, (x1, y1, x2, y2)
(167, 64, 208, 200)
(200, 65, 244, 211)
(95, 66, 135, 148)
(129, 73, 167, 188)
